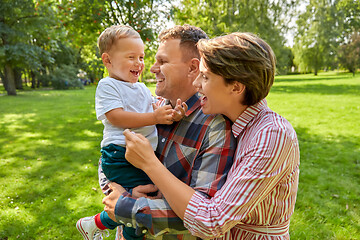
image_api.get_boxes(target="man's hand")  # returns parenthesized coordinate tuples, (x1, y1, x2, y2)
(102, 182, 126, 222)
(132, 184, 163, 199)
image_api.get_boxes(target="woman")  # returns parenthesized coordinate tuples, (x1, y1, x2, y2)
(105, 32, 300, 239)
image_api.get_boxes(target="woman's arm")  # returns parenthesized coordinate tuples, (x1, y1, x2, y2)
(122, 127, 299, 239)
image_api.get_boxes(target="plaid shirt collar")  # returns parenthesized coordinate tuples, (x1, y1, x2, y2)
(164, 93, 202, 117)
(232, 99, 268, 138)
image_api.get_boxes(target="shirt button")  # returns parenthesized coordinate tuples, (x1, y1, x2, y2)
(142, 229, 147, 234)
(161, 138, 165, 143)
(126, 223, 132, 227)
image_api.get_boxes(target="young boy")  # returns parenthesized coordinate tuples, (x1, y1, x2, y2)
(76, 25, 185, 240)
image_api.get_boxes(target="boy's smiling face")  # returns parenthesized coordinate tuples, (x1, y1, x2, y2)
(103, 37, 145, 83)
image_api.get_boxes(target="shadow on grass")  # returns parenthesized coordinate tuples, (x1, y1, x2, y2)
(0, 89, 108, 239)
(290, 127, 360, 239)
(271, 83, 360, 96)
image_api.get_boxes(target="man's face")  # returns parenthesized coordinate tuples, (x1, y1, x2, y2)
(150, 39, 191, 102)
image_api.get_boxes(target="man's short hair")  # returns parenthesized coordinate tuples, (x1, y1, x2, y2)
(159, 24, 208, 61)
(197, 32, 276, 106)
(98, 25, 141, 55)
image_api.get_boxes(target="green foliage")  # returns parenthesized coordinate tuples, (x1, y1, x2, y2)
(338, 31, 360, 75)
(293, 0, 337, 74)
(4, 43, 54, 70)
(2, 0, 360, 95)
(172, 0, 299, 75)
(0, 0, 59, 69)
(293, 0, 360, 74)
(49, 64, 83, 90)
(0, 0, 81, 94)
(52, 41, 78, 66)
(336, 0, 360, 40)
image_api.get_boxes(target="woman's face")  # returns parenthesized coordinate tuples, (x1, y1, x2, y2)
(193, 58, 235, 116)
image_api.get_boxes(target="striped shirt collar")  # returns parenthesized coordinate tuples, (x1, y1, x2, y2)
(232, 99, 268, 138)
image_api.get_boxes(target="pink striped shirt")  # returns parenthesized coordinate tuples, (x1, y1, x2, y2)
(184, 99, 300, 239)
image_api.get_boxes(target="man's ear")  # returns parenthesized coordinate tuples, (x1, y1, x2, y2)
(188, 58, 200, 78)
(102, 53, 111, 68)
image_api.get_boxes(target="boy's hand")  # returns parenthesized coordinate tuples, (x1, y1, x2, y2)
(153, 105, 174, 125)
(102, 182, 126, 222)
(172, 99, 188, 122)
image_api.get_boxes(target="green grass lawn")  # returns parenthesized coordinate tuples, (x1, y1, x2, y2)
(1, 71, 359, 239)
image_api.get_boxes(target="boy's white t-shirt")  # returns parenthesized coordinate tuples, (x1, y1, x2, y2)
(95, 77, 158, 150)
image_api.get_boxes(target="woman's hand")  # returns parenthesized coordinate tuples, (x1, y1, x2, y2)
(132, 184, 163, 199)
(102, 182, 126, 222)
(123, 129, 157, 171)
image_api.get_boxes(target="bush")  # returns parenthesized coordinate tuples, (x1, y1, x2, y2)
(37, 72, 51, 87)
(50, 65, 83, 90)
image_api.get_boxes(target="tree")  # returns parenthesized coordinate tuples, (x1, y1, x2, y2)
(0, 0, 57, 95)
(338, 31, 360, 75)
(293, 0, 360, 75)
(172, 0, 300, 74)
(293, 0, 341, 75)
(337, 0, 360, 42)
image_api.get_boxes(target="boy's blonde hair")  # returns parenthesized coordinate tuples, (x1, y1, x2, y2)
(198, 32, 276, 106)
(98, 25, 141, 55)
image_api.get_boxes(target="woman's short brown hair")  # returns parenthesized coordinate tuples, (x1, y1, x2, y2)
(98, 25, 141, 55)
(197, 32, 276, 106)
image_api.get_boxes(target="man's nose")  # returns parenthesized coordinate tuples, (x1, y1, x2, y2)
(150, 62, 159, 73)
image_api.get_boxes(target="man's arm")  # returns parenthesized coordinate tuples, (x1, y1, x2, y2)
(110, 115, 236, 237)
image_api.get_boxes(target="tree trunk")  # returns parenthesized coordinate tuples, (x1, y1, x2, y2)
(36, 74, 40, 88)
(14, 68, 23, 90)
(0, 69, 7, 91)
(4, 64, 17, 95)
(31, 70, 36, 89)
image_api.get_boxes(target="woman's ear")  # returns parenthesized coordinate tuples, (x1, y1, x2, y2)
(232, 82, 246, 96)
(188, 58, 200, 78)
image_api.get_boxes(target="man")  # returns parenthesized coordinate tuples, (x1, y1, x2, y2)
(102, 24, 236, 240)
